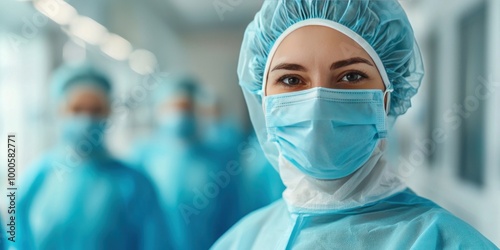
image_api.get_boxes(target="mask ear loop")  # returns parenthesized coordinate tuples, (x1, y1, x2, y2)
(383, 85, 394, 116)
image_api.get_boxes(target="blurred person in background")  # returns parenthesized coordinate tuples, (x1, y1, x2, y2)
(212, 0, 498, 249)
(237, 133, 285, 216)
(201, 99, 286, 220)
(199, 93, 248, 228)
(202, 97, 244, 169)
(129, 74, 233, 249)
(16, 64, 170, 250)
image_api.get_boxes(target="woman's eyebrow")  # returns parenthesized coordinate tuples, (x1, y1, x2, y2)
(330, 57, 374, 70)
(271, 63, 307, 72)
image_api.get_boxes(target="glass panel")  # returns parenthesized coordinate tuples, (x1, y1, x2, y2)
(458, 2, 487, 186)
(425, 31, 439, 166)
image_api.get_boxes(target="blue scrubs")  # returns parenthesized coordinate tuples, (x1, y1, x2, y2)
(212, 189, 498, 249)
(17, 150, 171, 250)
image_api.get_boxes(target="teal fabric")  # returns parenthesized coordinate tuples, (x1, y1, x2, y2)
(16, 151, 170, 250)
(212, 189, 498, 249)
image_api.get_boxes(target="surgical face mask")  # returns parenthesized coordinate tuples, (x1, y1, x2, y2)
(264, 87, 387, 180)
(60, 115, 107, 155)
(158, 112, 196, 139)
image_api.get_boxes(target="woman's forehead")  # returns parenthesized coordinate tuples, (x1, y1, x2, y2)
(269, 25, 374, 67)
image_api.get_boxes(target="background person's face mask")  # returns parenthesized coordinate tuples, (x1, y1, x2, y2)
(264, 87, 388, 179)
(60, 115, 107, 156)
(158, 112, 196, 140)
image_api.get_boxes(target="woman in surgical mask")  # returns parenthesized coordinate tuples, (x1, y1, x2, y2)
(17, 64, 170, 250)
(212, 1, 497, 249)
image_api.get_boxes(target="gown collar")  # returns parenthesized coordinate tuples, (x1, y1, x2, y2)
(278, 140, 407, 213)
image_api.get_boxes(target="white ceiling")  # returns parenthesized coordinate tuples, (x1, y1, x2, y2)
(145, 0, 264, 31)
(169, 0, 263, 24)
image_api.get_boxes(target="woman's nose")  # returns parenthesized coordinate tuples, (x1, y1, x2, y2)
(309, 74, 332, 89)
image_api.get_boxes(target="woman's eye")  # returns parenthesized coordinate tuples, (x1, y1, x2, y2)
(340, 73, 365, 82)
(279, 76, 302, 86)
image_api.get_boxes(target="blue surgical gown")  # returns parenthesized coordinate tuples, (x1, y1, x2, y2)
(17, 150, 171, 250)
(130, 137, 224, 250)
(212, 189, 498, 249)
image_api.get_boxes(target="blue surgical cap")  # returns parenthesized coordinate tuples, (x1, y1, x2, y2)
(238, 0, 424, 170)
(152, 74, 201, 106)
(51, 64, 112, 102)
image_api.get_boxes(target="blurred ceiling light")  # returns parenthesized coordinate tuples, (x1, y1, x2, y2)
(100, 33, 132, 61)
(128, 49, 157, 75)
(69, 16, 108, 45)
(34, 0, 77, 25)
